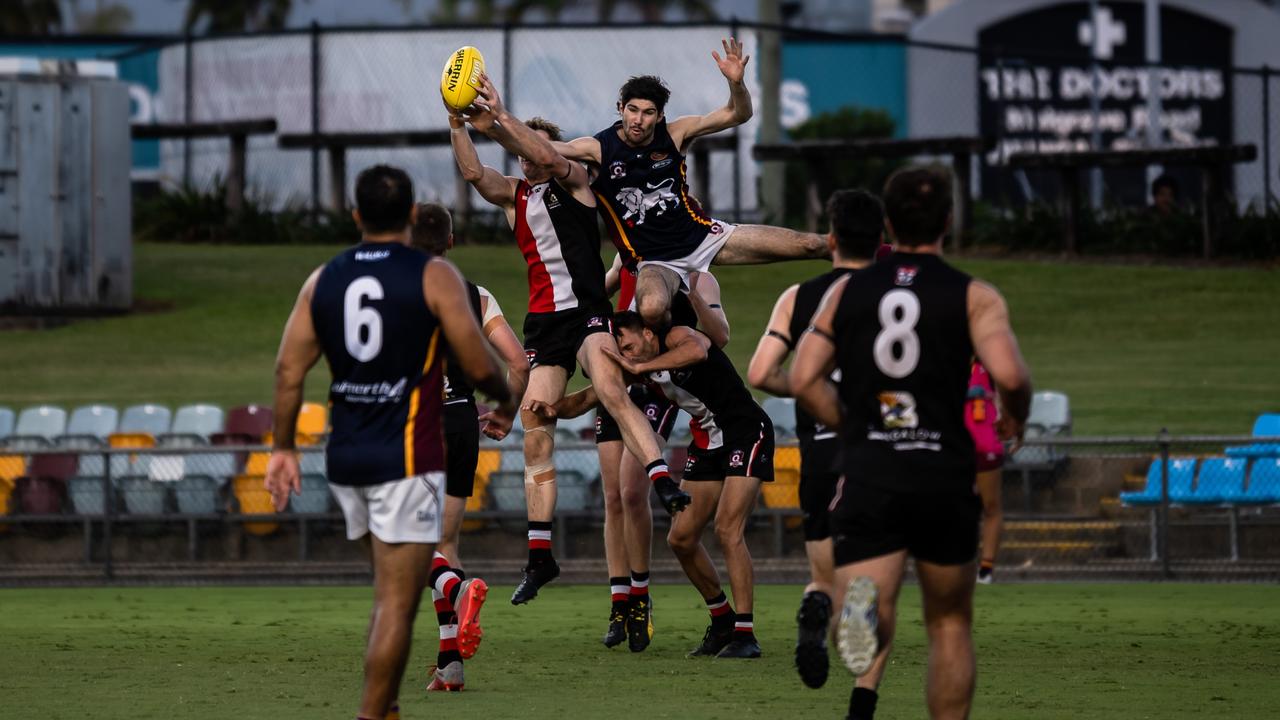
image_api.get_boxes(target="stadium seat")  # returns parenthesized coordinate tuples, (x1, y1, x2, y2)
(773, 445, 801, 475)
(119, 404, 172, 438)
(554, 448, 600, 483)
(120, 476, 170, 515)
(499, 448, 525, 472)
(1241, 458, 1280, 504)
(1120, 458, 1196, 505)
(760, 466, 801, 509)
(464, 449, 502, 531)
(14, 405, 67, 441)
(297, 402, 328, 437)
(0, 407, 14, 440)
(487, 470, 528, 530)
(1187, 458, 1246, 504)
(762, 397, 797, 438)
(555, 470, 591, 511)
(173, 475, 221, 515)
(0, 455, 28, 484)
(67, 477, 108, 516)
(158, 404, 224, 446)
(244, 452, 270, 476)
(188, 452, 239, 485)
(669, 410, 694, 445)
(225, 405, 273, 442)
(1011, 391, 1072, 466)
(108, 432, 157, 450)
(232, 475, 279, 535)
(289, 474, 331, 514)
(299, 450, 326, 477)
(556, 411, 596, 440)
(1225, 413, 1280, 459)
(15, 476, 66, 514)
(28, 453, 78, 481)
(60, 404, 119, 446)
(147, 455, 187, 483)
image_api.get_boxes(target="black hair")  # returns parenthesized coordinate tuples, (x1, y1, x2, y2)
(1152, 173, 1179, 198)
(827, 189, 884, 261)
(882, 164, 953, 247)
(611, 310, 647, 336)
(411, 202, 451, 254)
(354, 164, 414, 235)
(618, 75, 671, 113)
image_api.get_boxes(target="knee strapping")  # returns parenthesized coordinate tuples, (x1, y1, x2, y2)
(525, 462, 557, 485)
(524, 423, 554, 438)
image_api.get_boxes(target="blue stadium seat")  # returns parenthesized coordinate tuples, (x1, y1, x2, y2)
(554, 448, 600, 483)
(1187, 458, 1246, 504)
(3, 405, 66, 449)
(120, 476, 169, 515)
(762, 397, 796, 438)
(499, 448, 525, 472)
(1226, 413, 1280, 459)
(159, 404, 224, 446)
(1120, 458, 1196, 505)
(299, 450, 326, 477)
(68, 476, 109, 516)
(63, 405, 119, 444)
(188, 452, 239, 484)
(173, 475, 221, 514)
(288, 474, 331, 514)
(119, 404, 172, 437)
(556, 411, 596, 440)
(554, 471, 590, 511)
(1242, 458, 1280, 504)
(0, 407, 14, 440)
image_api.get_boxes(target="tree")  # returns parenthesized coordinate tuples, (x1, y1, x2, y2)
(598, 0, 717, 22)
(72, 1, 134, 34)
(184, 0, 298, 34)
(0, 0, 63, 35)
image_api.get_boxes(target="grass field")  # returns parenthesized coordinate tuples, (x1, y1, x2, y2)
(1, 243, 1278, 435)
(2, 583, 1276, 719)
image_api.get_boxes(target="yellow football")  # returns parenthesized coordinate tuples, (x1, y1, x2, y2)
(441, 46, 485, 111)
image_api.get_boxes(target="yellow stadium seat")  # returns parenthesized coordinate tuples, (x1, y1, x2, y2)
(245, 452, 270, 476)
(773, 446, 801, 474)
(297, 402, 328, 436)
(233, 474, 279, 536)
(462, 449, 501, 532)
(263, 431, 321, 448)
(0, 455, 26, 483)
(108, 432, 156, 449)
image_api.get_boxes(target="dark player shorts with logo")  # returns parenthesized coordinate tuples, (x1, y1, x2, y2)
(595, 385, 678, 444)
(798, 437, 841, 542)
(443, 400, 480, 499)
(829, 479, 981, 567)
(522, 302, 613, 376)
(682, 419, 775, 482)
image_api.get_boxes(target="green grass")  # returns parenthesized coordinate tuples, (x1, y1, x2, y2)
(1, 243, 1278, 435)
(1, 583, 1276, 719)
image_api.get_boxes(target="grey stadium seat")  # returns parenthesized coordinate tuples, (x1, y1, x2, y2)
(119, 404, 172, 437)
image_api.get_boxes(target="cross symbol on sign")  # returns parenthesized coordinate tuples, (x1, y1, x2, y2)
(1078, 6, 1127, 60)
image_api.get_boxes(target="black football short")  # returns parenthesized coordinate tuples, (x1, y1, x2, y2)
(830, 480, 981, 566)
(682, 419, 774, 482)
(522, 303, 613, 376)
(595, 385, 679, 444)
(798, 436, 841, 541)
(443, 400, 480, 499)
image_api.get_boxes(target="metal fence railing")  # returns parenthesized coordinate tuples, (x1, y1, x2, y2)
(2, 433, 1278, 583)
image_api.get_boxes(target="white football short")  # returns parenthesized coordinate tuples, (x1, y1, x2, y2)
(637, 220, 736, 290)
(329, 472, 445, 544)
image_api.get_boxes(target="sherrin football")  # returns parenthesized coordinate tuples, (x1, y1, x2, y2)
(441, 46, 485, 111)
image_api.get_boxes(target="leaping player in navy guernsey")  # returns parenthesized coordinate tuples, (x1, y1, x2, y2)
(265, 165, 516, 720)
(791, 165, 1032, 720)
(450, 76, 692, 608)
(554, 37, 828, 331)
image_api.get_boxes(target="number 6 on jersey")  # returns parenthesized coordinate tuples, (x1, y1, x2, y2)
(344, 276, 384, 362)
(873, 288, 920, 378)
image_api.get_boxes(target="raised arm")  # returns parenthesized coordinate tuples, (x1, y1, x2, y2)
(687, 270, 730, 348)
(790, 276, 846, 430)
(747, 284, 797, 397)
(551, 136, 602, 165)
(968, 280, 1032, 442)
(668, 37, 752, 151)
(265, 267, 324, 510)
(449, 111, 518, 224)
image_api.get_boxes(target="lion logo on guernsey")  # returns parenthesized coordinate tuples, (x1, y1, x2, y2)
(617, 178, 680, 225)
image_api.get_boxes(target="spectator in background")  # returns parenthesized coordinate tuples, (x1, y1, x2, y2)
(1151, 174, 1180, 217)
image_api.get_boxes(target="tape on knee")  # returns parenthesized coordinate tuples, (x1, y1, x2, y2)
(524, 423, 554, 438)
(525, 462, 557, 485)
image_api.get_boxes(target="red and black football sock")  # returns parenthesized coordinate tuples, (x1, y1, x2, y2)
(528, 521, 554, 565)
(609, 576, 630, 613)
(705, 591, 734, 629)
(645, 460, 671, 484)
(430, 551, 463, 606)
(433, 588, 462, 669)
(629, 570, 650, 604)
(733, 612, 755, 638)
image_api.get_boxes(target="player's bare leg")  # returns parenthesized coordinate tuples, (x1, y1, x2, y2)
(633, 264, 682, 329)
(831, 550, 909, 720)
(579, 332, 689, 514)
(598, 438, 630, 646)
(666, 478, 723, 597)
(916, 559, 978, 720)
(436, 496, 466, 567)
(511, 365, 568, 605)
(619, 440, 658, 651)
(804, 538, 835, 598)
(975, 469, 1003, 583)
(713, 475, 763, 658)
(711, 225, 828, 265)
(359, 537, 434, 720)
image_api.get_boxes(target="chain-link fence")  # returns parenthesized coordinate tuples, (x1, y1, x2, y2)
(2, 430, 1278, 584)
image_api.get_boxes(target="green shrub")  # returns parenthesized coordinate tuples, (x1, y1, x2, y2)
(783, 106, 899, 228)
(134, 180, 358, 244)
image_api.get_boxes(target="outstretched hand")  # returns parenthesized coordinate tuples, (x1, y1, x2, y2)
(479, 400, 515, 440)
(711, 37, 749, 84)
(523, 399, 558, 421)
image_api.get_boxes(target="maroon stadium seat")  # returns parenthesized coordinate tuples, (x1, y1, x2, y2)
(225, 405, 273, 442)
(28, 453, 78, 481)
(15, 477, 66, 514)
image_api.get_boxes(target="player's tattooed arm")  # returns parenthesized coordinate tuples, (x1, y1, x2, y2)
(668, 37, 753, 151)
(688, 271, 730, 348)
(968, 280, 1032, 444)
(266, 267, 324, 511)
(449, 109, 518, 225)
(748, 284, 798, 397)
(791, 277, 846, 429)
